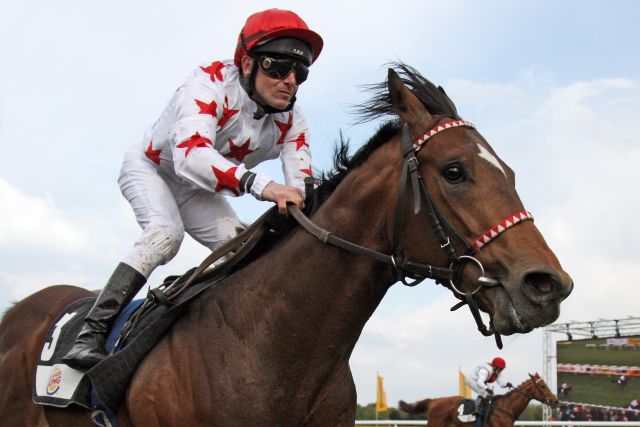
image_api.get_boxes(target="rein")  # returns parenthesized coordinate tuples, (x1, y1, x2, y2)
(289, 119, 534, 348)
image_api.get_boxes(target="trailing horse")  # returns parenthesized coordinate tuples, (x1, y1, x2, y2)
(399, 373, 558, 427)
(0, 64, 572, 426)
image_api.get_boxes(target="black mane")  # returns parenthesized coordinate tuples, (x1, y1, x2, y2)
(316, 62, 459, 201)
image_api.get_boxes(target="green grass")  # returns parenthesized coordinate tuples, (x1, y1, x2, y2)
(557, 372, 639, 407)
(557, 337, 640, 365)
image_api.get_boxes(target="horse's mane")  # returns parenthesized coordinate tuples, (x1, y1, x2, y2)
(496, 376, 538, 401)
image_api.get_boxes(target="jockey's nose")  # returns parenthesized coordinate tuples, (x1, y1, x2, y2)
(283, 71, 297, 86)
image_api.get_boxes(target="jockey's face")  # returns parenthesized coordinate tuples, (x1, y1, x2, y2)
(241, 55, 298, 110)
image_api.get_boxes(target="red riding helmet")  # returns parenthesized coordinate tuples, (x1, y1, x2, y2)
(234, 9, 324, 67)
(491, 357, 506, 369)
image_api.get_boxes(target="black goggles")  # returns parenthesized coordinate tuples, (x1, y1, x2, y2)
(257, 55, 309, 84)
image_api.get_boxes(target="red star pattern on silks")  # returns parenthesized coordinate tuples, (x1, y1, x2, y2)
(274, 112, 293, 145)
(211, 165, 241, 195)
(225, 137, 254, 162)
(177, 132, 213, 157)
(289, 132, 309, 151)
(195, 99, 217, 118)
(145, 140, 161, 165)
(300, 167, 313, 177)
(217, 96, 238, 129)
(200, 61, 227, 82)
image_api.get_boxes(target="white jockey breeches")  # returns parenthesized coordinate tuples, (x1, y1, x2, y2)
(465, 376, 491, 398)
(118, 148, 241, 278)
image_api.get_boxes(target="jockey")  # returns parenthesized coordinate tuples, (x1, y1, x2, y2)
(465, 357, 513, 427)
(63, 8, 323, 369)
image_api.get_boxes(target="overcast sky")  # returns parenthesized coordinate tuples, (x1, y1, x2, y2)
(1, 0, 639, 408)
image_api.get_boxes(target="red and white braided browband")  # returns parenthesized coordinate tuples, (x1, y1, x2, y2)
(472, 210, 534, 252)
(414, 120, 475, 150)
(413, 120, 531, 252)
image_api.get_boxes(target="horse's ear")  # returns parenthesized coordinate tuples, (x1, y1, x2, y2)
(388, 68, 433, 129)
(438, 86, 458, 117)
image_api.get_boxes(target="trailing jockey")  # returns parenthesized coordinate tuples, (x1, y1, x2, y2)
(465, 357, 513, 427)
(63, 8, 323, 369)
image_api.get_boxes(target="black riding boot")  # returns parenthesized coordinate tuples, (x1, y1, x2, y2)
(62, 263, 146, 369)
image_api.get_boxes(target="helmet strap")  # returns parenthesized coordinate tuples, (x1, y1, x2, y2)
(239, 59, 297, 120)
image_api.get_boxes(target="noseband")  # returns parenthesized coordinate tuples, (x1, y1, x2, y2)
(290, 118, 533, 348)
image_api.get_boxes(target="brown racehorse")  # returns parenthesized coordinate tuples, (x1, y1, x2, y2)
(399, 373, 558, 427)
(0, 64, 572, 426)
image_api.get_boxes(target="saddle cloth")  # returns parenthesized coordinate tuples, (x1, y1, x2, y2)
(456, 398, 477, 422)
(33, 270, 228, 412)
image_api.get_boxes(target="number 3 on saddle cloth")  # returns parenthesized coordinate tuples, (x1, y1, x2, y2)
(32, 267, 225, 414)
(32, 297, 146, 410)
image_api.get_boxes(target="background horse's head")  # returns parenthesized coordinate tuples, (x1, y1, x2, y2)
(525, 373, 559, 408)
(358, 64, 573, 335)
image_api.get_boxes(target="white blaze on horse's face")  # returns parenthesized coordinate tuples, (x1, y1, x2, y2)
(476, 143, 506, 177)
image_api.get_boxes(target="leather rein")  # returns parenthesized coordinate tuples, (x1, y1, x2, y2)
(289, 119, 534, 348)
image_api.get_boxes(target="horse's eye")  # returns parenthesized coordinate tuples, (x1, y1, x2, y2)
(442, 164, 465, 183)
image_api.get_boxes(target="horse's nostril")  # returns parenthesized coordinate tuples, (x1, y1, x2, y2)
(524, 272, 560, 299)
(537, 282, 553, 293)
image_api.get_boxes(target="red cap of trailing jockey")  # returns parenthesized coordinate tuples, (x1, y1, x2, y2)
(491, 357, 506, 369)
(234, 9, 324, 67)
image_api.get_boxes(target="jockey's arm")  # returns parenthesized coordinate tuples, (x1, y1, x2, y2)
(170, 74, 274, 199)
(496, 373, 510, 388)
(279, 108, 313, 192)
(476, 367, 491, 390)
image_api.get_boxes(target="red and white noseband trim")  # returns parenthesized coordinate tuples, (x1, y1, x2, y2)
(472, 210, 533, 252)
(414, 120, 475, 151)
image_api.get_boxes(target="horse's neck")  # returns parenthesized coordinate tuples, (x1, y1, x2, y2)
(259, 200, 397, 332)
(496, 383, 533, 418)
(235, 143, 403, 347)
(198, 166, 399, 367)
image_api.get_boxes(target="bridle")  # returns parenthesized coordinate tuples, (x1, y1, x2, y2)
(290, 117, 534, 348)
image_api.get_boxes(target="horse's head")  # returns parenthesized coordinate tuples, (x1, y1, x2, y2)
(526, 373, 559, 408)
(384, 65, 573, 335)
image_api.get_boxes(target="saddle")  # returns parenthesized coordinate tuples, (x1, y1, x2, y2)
(33, 180, 317, 414)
